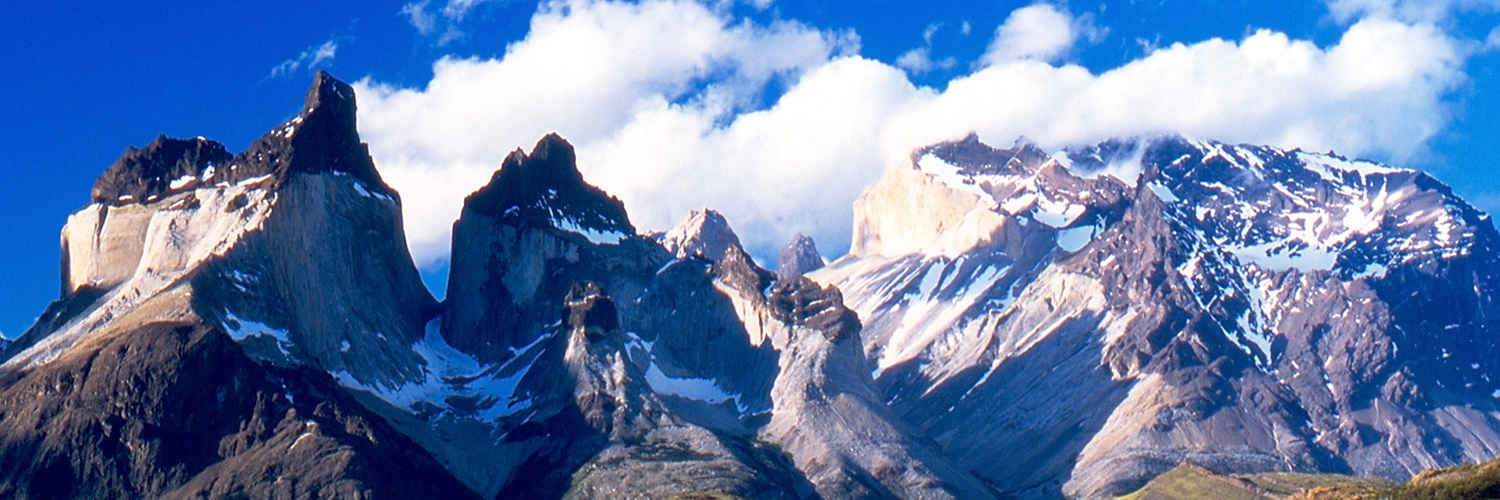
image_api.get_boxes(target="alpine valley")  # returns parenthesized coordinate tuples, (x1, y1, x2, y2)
(3, 72, 1499, 500)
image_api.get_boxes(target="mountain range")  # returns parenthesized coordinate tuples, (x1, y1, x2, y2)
(2, 71, 1497, 499)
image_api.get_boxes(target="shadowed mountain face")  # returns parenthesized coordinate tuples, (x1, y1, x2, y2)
(814, 133, 1500, 498)
(0, 319, 477, 500)
(7, 71, 1500, 500)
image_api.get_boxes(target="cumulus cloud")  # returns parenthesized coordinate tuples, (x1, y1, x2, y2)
(980, 3, 1102, 65)
(357, 0, 1472, 271)
(269, 39, 339, 78)
(902, 19, 1464, 162)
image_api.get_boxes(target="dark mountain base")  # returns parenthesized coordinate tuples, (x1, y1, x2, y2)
(0, 319, 476, 500)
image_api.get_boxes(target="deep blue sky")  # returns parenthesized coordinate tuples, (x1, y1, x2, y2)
(2, 0, 1498, 338)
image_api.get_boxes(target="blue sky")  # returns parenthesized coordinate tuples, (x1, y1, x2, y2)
(2, 0, 1499, 338)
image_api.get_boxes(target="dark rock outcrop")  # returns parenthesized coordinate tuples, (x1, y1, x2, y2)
(462, 133, 632, 235)
(768, 276, 859, 341)
(564, 281, 619, 338)
(91, 136, 232, 205)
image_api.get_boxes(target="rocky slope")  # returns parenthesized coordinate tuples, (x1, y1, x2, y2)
(812, 134, 1500, 498)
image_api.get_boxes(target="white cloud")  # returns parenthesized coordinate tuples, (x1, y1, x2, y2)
(905, 19, 1464, 162)
(1489, 25, 1500, 48)
(270, 39, 339, 78)
(357, 0, 850, 266)
(980, 3, 1101, 65)
(358, 0, 1471, 271)
(1325, 0, 1500, 23)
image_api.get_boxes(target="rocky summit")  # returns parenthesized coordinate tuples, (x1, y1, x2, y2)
(3, 72, 1500, 500)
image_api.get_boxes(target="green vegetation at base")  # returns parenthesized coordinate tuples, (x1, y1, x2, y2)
(1118, 456, 1500, 500)
(1295, 458, 1500, 500)
(1115, 462, 1394, 500)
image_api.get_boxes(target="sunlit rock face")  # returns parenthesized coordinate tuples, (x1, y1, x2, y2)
(815, 133, 1500, 498)
(0, 71, 467, 498)
(8, 71, 435, 389)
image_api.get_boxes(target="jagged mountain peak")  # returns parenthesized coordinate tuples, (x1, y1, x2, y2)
(225, 70, 386, 191)
(914, 132, 1052, 177)
(88, 71, 391, 207)
(661, 208, 743, 261)
(463, 133, 634, 241)
(777, 232, 824, 280)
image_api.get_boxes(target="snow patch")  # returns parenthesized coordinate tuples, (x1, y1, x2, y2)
(917, 153, 997, 205)
(351, 181, 396, 204)
(1032, 197, 1086, 228)
(1146, 182, 1180, 203)
(1055, 224, 1098, 252)
(1229, 240, 1339, 272)
(168, 175, 197, 190)
(1299, 152, 1404, 177)
(555, 217, 629, 244)
(644, 362, 736, 406)
(223, 311, 294, 359)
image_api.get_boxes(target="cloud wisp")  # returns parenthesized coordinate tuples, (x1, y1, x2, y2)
(270, 39, 340, 78)
(1325, 0, 1500, 23)
(896, 23, 958, 74)
(355, 0, 1478, 272)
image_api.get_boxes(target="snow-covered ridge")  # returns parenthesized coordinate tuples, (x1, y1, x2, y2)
(836, 133, 1495, 384)
(903, 135, 1475, 275)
